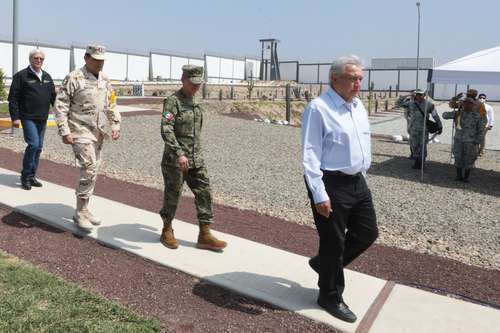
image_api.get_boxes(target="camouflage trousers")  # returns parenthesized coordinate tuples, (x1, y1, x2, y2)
(409, 132, 428, 160)
(479, 127, 490, 153)
(160, 164, 213, 225)
(72, 138, 103, 199)
(453, 140, 478, 169)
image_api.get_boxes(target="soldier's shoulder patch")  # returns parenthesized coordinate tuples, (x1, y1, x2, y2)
(163, 112, 175, 122)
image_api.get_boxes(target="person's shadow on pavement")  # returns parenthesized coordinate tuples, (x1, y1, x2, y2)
(97, 223, 197, 250)
(0, 173, 23, 189)
(193, 271, 318, 314)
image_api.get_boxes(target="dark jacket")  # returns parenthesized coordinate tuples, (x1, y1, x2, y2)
(8, 66, 56, 121)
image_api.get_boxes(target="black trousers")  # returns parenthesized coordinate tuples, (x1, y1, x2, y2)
(306, 171, 378, 301)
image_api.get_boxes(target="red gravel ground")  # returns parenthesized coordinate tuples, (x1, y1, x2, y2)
(0, 147, 499, 332)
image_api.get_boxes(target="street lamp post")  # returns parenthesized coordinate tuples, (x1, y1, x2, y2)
(416, 2, 421, 89)
(12, 0, 19, 76)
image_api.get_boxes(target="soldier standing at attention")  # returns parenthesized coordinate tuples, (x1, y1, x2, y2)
(159, 65, 227, 252)
(477, 93, 494, 156)
(442, 97, 483, 182)
(54, 44, 121, 231)
(406, 89, 442, 169)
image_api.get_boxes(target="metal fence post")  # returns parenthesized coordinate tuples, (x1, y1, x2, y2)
(285, 83, 291, 122)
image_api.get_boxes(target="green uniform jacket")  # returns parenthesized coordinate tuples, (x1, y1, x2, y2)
(442, 110, 483, 144)
(161, 89, 204, 167)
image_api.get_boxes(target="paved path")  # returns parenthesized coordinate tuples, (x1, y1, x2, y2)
(0, 167, 498, 332)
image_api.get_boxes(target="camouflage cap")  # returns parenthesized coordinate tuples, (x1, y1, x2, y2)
(414, 89, 426, 95)
(86, 44, 106, 60)
(182, 65, 204, 84)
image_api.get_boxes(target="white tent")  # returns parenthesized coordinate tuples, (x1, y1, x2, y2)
(431, 46, 500, 85)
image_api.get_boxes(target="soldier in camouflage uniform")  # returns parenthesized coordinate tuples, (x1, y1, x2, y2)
(54, 45, 121, 231)
(159, 65, 226, 252)
(406, 89, 442, 169)
(400, 91, 415, 159)
(442, 97, 483, 182)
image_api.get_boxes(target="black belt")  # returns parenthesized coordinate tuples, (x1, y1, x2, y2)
(322, 170, 362, 178)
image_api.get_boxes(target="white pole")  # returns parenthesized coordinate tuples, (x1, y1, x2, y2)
(12, 0, 19, 76)
(416, 2, 421, 90)
(420, 81, 431, 181)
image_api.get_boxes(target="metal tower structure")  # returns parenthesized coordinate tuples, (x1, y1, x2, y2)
(259, 38, 280, 81)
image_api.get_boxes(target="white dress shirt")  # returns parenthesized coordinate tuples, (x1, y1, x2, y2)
(29, 65, 43, 81)
(484, 102, 494, 127)
(301, 87, 372, 204)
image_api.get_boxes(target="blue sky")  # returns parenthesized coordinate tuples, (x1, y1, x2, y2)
(0, 0, 499, 66)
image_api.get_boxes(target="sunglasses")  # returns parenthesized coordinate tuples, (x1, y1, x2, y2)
(33, 57, 45, 60)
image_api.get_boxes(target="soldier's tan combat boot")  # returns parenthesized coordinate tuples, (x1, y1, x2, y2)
(74, 198, 93, 231)
(78, 197, 101, 226)
(160, 220, 179, 249)
(196, 223, 227, 252)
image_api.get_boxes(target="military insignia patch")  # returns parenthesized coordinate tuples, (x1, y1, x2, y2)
(165, 112, 174, 122)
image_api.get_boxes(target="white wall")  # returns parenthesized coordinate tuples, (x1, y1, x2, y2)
(219, 57, 233, 79)
(171, 56, 190, 80)
(205, 56, 220, 79)
(73, 48, 87, 69)
(1, 40, 259, 83)
(152, 53, 171, 80)
(17, 44, 33, 72)
(0, 42, 12, 77)
(433, 84, 500, 101)
(127, 55, 149, 81)
(206, 55, 248, 82)
(188, 58, 204, 67)
(245, 59, 260, 79)
(103, 52, 127, 80)
(39, 46, 70, 79)
(233, 60, 245, 80)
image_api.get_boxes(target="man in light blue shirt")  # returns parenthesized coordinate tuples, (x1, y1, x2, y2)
(302, 55, 378, 323)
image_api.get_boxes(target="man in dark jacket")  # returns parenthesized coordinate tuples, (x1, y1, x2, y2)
(8, 49, 56, 190)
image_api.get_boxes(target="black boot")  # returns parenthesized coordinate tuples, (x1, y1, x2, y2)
(455, 168, 463, 181)
(463, 169, 471, 182)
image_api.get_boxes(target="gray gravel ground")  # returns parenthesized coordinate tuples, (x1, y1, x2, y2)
(1, 113, 499, 270)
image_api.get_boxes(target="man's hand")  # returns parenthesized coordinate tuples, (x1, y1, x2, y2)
(177, 155, 189, 171)
(112, 129, 120, 140)
(315, 200, 332, 218)
(12, 120, 21, 128)
(62, 134, 74, 145)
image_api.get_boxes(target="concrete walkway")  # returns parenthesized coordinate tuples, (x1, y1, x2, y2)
(0, 167, 498, 332)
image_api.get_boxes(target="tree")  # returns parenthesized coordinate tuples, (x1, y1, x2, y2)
(0, 68, 6, 101)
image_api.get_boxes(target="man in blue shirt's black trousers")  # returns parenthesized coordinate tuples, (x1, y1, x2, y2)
(301, 55, 378, 323)
(8, 49, 56, 190)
